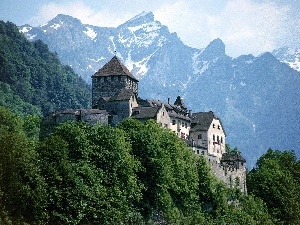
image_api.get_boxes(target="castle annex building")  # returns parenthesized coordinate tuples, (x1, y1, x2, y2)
(44, 56, 247, 193)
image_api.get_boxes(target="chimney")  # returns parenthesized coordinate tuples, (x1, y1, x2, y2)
(168, 98, 170, 104)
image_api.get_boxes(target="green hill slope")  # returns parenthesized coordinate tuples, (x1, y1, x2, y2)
(0, 20, 91, 116)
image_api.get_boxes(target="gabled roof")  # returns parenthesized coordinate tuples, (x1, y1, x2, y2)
(138, 99, 191, 121)
(91, 56, 138, 81)
(221, 152, 246, 163)
(109, 89, 136, 101)
(190, 111, 221, 131)
(131, 106, 160, 119)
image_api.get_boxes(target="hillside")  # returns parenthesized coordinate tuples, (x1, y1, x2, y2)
(0, 20, 91, 116)
(18, 12, 300, 167)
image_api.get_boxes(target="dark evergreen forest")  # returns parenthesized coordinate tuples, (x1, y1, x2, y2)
(0, 20, 91, 116)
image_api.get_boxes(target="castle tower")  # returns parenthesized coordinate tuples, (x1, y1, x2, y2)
(91, 56, 139, 108)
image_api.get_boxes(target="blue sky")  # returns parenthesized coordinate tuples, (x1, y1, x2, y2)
(1, 0, 300, 57)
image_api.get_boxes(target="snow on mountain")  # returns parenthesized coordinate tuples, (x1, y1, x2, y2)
(18, 12, 300, 168)
(83, 27, 97, 41)
(272, 47, 300, 72)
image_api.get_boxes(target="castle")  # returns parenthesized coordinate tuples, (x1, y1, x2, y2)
(43, 56, 247, 193)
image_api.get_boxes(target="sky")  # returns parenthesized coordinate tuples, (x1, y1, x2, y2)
(1, 0, 300, 57)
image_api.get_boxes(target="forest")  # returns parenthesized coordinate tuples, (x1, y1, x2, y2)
(0, 106, 300, 224)
(0, 20, 91, 116)
(0, 19, 300, 225)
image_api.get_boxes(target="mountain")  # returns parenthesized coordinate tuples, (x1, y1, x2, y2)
(272, 47, 300, 72)
(0, 20, 91, 116)
(18, 12, 300, 168)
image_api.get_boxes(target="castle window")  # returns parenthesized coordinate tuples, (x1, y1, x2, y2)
(181, 132, 185, 139)
(213, 134, 215, 141)
(213, 124, 215, 128)
(202, 151, 204, 155)
(172, 120, 176, 125)
(198, 134, 202, 139)
(163, 112, 165, 116)
(197, 150, 200, 154)
(221, 137, 223, 144)
(218, 125, 220, 129)
(235, 177, 240, 187)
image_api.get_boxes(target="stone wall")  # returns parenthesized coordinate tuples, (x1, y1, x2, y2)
(41, 109, 109, 138)
(92, 76, 138, 107)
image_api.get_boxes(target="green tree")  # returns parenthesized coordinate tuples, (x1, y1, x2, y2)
(0, 20, 91, 116)
(38, 121, 142, 224)
(196, 155, 228, 218)
(0, 107, 47, 224)
(247, 149, 300, 225)
(118, 119, 204, 224)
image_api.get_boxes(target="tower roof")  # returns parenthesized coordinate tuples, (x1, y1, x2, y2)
(174, 96, 186, 109)
(91, 56, 138, 81)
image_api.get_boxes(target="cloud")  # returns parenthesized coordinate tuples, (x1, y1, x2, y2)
(154, 0, 289, 57)
(27, 0, 131, 27)
(27, 1, 93, 26)
(220, 0, 289, 56)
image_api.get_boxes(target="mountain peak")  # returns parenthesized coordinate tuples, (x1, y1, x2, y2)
(45, 14, 82, 27)
(119, 11, 155, 27)
(200, 38, 226, 60)
(207, 38, 225, 52)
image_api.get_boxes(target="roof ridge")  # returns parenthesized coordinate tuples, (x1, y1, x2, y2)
(91, 56, 138, 81)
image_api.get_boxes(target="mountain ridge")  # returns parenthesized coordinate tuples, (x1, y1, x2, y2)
(18, 13, 300, 168)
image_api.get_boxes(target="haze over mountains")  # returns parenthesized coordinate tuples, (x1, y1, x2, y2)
(19, 11, 300, 168)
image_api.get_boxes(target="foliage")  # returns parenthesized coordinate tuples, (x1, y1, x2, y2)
(118, 119, 206, 224)
(247, 149, 300, 225)
(0, 107, 47, 224)
(37, 121, 142, 224)
(225, 144, 240, 153)
(0, 107, 294, 224)
(0, 20, 91, 116)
